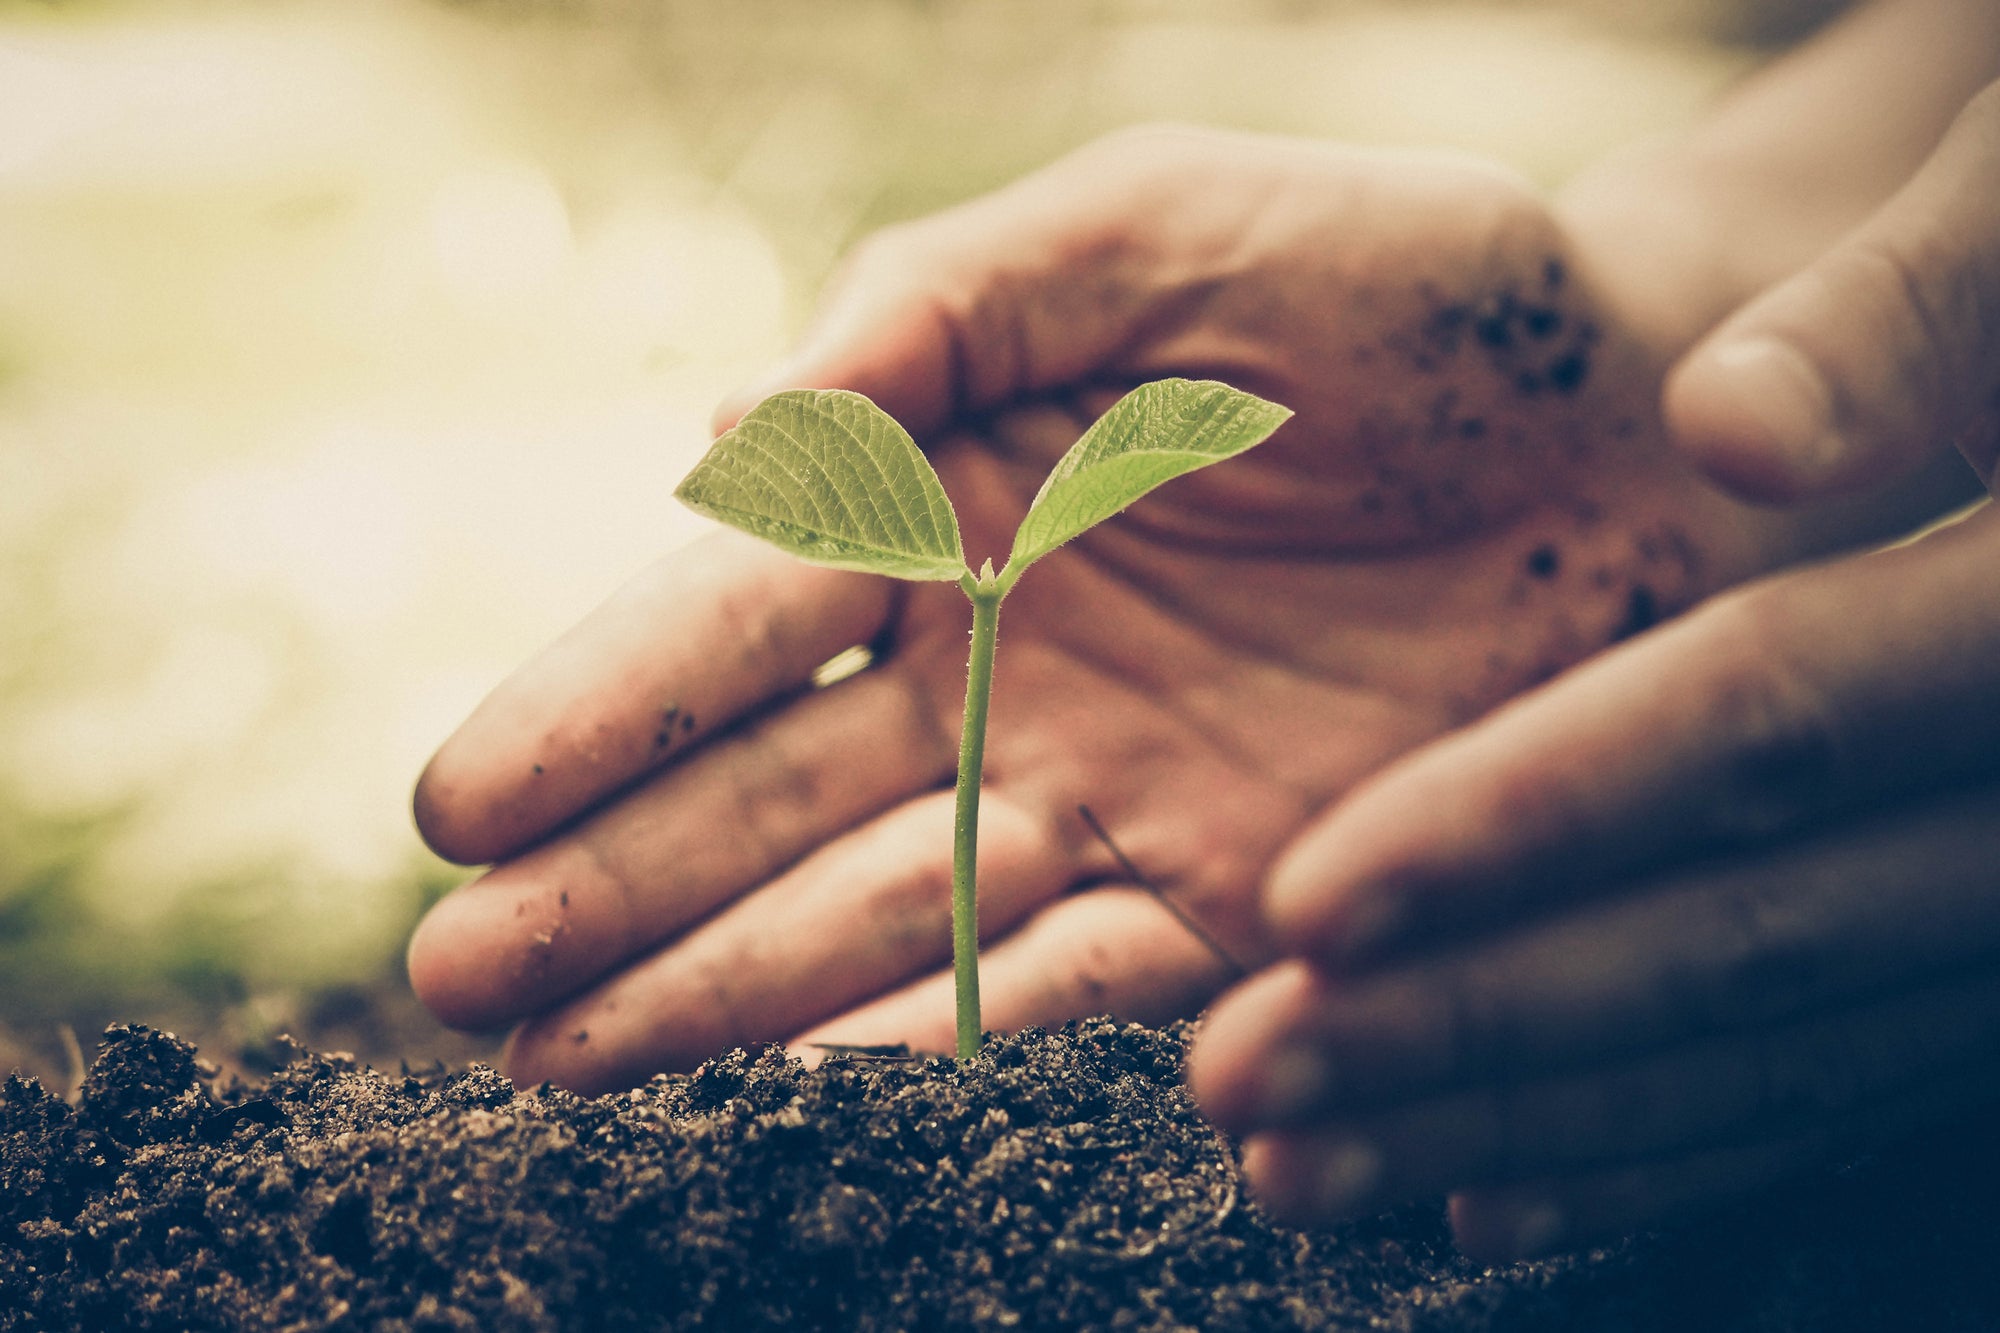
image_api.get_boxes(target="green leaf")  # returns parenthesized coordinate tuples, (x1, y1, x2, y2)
(675, 389, 967, 582)
(1002, 378, 1291, 582)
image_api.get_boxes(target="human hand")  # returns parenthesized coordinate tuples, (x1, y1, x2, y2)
(1190, 498, 2000, 1262)
(1663, 79, 2000, 499)
(408, 128, 1798, 1093)
(1190, 71, 2000, 1260)
(1192, 85, 1992, 1256)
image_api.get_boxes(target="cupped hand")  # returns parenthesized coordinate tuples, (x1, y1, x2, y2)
(1190, 79, 2000, 1261)
(407, 127, 1801, 1093)
(1191, 500, 2000, 1262)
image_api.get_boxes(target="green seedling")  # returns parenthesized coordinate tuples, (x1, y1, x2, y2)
(675, 378, 1291, 1059)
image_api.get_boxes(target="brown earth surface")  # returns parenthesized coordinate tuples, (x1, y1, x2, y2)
(3, 1018, 1997, 1331)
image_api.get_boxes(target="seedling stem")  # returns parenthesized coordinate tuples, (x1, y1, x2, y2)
(951, 569, 1003, 1058)
(674, 379, 1289, 1059)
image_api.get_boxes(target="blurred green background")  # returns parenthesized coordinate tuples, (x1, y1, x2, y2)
(0, 0, 1839, 1082)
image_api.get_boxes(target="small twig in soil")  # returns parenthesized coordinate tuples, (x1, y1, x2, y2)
(57, 1023, 85, 1105)
(1076, 805, 1246, 980)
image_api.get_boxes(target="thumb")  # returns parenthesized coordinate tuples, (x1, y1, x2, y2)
(710, 128, 1204, 437)
(1664, 80, 2000, 501)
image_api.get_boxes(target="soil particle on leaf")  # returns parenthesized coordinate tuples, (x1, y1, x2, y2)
(6, 1021, 2000, 1332)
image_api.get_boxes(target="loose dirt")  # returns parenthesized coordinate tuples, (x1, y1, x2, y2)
(4, 1020, 1995, 1330)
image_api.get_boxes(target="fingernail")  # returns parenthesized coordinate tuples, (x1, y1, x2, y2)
(1309, 1139, 1385, 1216)
(1256, 1047, 1332, 1123)
(1701, 336, 1844, 482)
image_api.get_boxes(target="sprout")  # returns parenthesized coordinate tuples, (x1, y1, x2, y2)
(676, 379, 1291, 1057)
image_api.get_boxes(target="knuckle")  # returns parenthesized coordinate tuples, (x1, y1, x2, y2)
(1697, 870, 1823, 1030)
(724, 730, 823, 870)
(1066, 937, 1118, 1013)
(1833, 236, 1959, 408)
(1684, 590, 1850, 840)
(709, 553, 792, 673)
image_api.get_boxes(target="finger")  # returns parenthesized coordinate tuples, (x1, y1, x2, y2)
(1266, 502, 2000, 967)
(1664, 80, 2000, 499)
(500, 789, 1073, 1092)
(711, 125, 1256, 435)
(1229, 967, 2000, 1230)
(789, 885, 1255, 1058)
(408, 655, 958, 1031)
(1195, 781, 2000, 1128)
(1445, 1068, 2000, 1261)
(414, 528, 895, 866)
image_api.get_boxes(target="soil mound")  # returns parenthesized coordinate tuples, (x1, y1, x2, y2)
(3, 1020, 1996, 1330)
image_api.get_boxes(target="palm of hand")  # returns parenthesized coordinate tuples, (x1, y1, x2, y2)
(412, 139, 1776, 1092)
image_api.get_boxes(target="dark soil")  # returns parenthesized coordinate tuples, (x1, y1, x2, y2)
(4, 1019, 1997, 1331)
